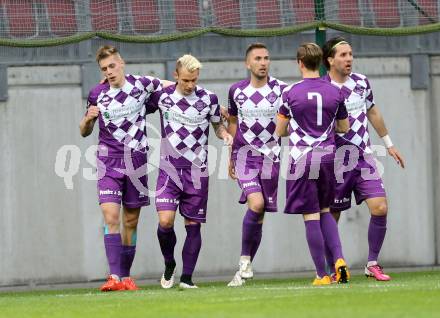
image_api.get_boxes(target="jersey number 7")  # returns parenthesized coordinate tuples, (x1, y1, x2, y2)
(307, 92, 323, 126)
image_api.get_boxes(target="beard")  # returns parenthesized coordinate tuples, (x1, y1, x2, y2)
(340, 65, 351, 76)
(252, 71, 267, 81)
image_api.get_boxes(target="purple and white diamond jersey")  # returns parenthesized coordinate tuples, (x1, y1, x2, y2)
(147, 84, 220, 168)
(323, 72, 375, 154)
(278, 78, 348, 164)
(87, 74, 162, 157)
(228, 77, 286, 162)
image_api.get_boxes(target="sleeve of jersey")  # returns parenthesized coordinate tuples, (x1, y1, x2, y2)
(279, 80, 288, 93)
(227, 86, 238, 116)
(277, 90, 291, 118)
(336, 93, 349, 120)
(365, 78, 375, 110)
(209, 94, 221, 123)
(145, 91, 160, 114)
(85, 86, 99, 115)
(141, 76, 163, 93)
(87, 88, 99, 108)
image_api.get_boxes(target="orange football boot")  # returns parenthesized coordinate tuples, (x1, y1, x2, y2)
(100, 275, 125, 292)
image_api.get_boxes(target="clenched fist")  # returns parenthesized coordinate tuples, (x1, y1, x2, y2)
(86, 105, 100, 121)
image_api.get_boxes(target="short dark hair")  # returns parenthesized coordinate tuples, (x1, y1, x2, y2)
(245, 42, 268, 58)
(322, 36, 350, 70)
(296, 43, 322, 71)
(95, 45, 120, 63)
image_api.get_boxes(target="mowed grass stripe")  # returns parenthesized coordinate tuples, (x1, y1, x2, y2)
(0, 271, 439, 318)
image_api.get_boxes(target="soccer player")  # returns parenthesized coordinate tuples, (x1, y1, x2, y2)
(146, 54, 233, 289)
(322, 37, 405, 281)
(276, 43, 350, 285)
(79, 45, 164, 291)
(226, 43, 286, 287)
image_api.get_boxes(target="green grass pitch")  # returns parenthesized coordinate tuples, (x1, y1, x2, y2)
(1, 271, 439, 318)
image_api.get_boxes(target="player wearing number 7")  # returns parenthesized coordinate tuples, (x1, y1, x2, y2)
(276, 43, 350, 285)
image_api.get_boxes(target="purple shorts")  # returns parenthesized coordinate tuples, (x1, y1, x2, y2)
(155, 167, 209, 223)
(234, 159, 279, 212)
(284, 161, 335, 214)
(331, 154, 386, 212)
(97, 154, 149, 208)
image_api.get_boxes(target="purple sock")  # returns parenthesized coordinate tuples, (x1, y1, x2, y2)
(120, 245, 136, 278)
(157, 225, 176, 263)
(104, 233, 122, 277)
(368, 215, 387, 262)
(324, 243, 334, 272)
(250, 224, 263, 261)
(304, 220, 327, 278)
(320, 212, 344, 262)
(182, 223, 202, 276)
(241, 209, 261, 257)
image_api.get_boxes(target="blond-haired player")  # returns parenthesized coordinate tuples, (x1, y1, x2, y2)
(146, 54, 233, 288)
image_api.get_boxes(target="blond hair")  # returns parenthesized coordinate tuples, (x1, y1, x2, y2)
(176, 54, 202, 72)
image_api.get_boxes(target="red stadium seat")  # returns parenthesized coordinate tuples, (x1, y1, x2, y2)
(256, 0, 281, 28)
(338, 0, 361, 25)
(371, 0, 400, 27)
(291, 0, 315, 24)
(417, 0, 438, 25)
(130, 0, 160, 34)
(1, 0, 36, 37)
(174, 0, 200, 31)
(211, 0, 241, 28)
(90, 0, 119, 32)
(42, 0, 77, 36)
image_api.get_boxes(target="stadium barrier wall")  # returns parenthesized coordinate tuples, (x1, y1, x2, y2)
(0, 56, 436, 286)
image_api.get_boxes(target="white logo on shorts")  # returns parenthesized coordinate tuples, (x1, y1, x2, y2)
(334, 197, 350, 204)
(242, 181, 258, 189)
(99, 189, 122, 196)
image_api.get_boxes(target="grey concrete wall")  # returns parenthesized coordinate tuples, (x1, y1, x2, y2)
(430, 57, 440, 265)
(0, 57, 437, 286)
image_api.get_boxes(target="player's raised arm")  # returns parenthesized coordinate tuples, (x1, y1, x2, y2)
(79, 105, 99, 137)
(367, 105, 405, 168)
